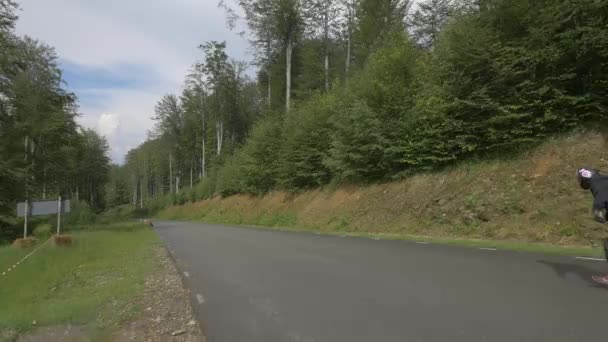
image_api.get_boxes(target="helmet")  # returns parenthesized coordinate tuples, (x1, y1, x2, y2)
(577, 168, 595, 190)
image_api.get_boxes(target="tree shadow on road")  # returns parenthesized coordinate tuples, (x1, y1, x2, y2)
(537, 260, 607, 289)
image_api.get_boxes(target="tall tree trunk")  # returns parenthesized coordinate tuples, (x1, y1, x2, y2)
(267, 38, 272, 108)
(200, 93, 206, 178)
(345, 22, 352, 82)
(76, 186, 79, 201)
(267, 71, 272, 108)
(176, 176, 180, 195)
(216, 120, 223, 155)
(132, 173, 137, 206)
(140, 178, 143, 208)
(285, 33, 293, 112)
(42, 167, 46, 200)
(190, 164, 193, 189)
(169, 153, 173, 193)
(160, 175, 164, 195)
(324, 7, 330, 92)
(89, 182, 94, 206)
(345, 1, 353, 82)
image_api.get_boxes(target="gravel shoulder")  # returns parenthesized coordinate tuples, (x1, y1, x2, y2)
(114, 246, 204, 342)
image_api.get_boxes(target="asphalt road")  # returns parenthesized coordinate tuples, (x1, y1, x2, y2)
(155, 221, 608, 342)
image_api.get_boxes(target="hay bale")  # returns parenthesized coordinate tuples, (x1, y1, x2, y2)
(143, 219, 154, 227)
(53, 235, 73, 247)
(12, 237, 37, 249)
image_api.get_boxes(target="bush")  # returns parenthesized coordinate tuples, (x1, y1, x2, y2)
(239, 114, 284, 194)
(194, 172, 217, 200)
(216, 151, 246, 197)
(278, 93, 335, 191)
(33, 224, 53, 238)
(64, 201, 96, 226)
(324, 96, 389, 182)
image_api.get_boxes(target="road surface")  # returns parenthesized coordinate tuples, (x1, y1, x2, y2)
(155, 221, 608, 342)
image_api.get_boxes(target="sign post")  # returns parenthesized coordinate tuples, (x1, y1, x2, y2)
(23, 199, 28, 239)
(56, 196, 62, 235)
(17, 199, 71, 237)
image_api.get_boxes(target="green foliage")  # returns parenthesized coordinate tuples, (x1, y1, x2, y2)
(194, 171, 218, 200)
(240, 114, 284, 194)
(278, 93, 334, 190)
(64, 201, 96, 226)
(1, 4, 111, 232)
(113, 0, 608, 213)
(325, 96, 388, 182)
(33, 223, 52, 238)
(215, 152, 246, 197)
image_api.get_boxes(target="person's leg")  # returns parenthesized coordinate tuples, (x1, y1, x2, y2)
(593, 201, 606, 223)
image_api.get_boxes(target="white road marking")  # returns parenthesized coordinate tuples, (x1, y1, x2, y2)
(576, 257, 605, 262)
(183, 271, 190, 277)
(479, 247, 497, 251)
(196, 294, 205, 304)
(416, 242, 430, 245)
(372, 237, 380, 240)
(1, 238, 51, 279)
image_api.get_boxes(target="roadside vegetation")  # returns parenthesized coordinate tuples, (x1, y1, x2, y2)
(157, 130, 608, 255)
(111, 0, 607, 250)
(0, 222, 159, 340)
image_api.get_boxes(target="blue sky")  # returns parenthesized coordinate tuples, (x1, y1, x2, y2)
(15, 0, 250, 163)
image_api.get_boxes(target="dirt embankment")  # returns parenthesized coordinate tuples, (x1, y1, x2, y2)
(159, 130, 608, 247)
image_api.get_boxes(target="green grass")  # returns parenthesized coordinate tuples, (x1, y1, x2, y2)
(0, 222, 159, 340)
(0, 244, 29, 274)
(162, 216, 603, 258)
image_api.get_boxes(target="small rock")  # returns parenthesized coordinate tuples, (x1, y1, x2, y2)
(146, 307, 152, 311)
(171, 329, 186, 336)
(32, 320, 37, 325)
(186, 320, 196, 326)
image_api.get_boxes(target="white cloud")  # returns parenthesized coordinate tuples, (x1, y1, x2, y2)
(97, 113, 120, 138)
(78, 88, 166, 163)
(14, 0, 251, 163)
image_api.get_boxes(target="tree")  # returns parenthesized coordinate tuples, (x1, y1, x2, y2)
(339, 0, 358, 80)
(153, 94, 183, 193)
(354, 0, 412, 65)
(307, 0, 341, 91)
(410, 0, 452, 49)
(230, 0, 305, 112)
(224, 0, 279, 107)
(324, 96, 388, 181)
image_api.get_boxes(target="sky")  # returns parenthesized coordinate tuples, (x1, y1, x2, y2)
(14, 0, 250, 164)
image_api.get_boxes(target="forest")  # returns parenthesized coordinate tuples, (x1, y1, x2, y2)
(0, 0, 110, 242)
(2, 0, 607, 241)
(112, 0, 607, 212)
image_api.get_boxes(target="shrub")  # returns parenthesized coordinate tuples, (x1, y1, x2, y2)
(65, 201, 96, 226)
(33, 224, 53, 238)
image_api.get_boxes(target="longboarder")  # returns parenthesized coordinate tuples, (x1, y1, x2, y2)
(577, 167, 608, 285)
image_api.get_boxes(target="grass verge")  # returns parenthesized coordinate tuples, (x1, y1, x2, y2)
(0, 222, 159, 340)
(0, 245, 29, 274)
(157, 130, 608, 258)
(162, 217, 604, 258)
